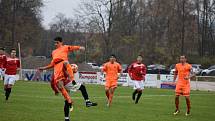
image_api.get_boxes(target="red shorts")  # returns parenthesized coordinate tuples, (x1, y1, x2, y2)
(175, 83, 190, 96)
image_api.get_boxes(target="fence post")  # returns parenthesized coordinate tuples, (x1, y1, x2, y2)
(195, 76, 198, 91)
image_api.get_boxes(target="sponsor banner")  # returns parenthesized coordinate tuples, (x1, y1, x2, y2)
(144, 74, 158, 87)
(160, 75, 175, 89)
(75, 71, 100, 84)
(160, 83, 176, 89)
(20, 69, 176, 89)
(22, 69, 52, 82)
(118, 73, 129, 85)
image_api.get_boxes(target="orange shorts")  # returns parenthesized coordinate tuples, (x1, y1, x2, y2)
(175, 83, 190, 96)
(105, 80, 117, 89)
(53, 61, 66, 82)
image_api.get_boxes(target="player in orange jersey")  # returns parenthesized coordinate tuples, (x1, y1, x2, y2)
(102, 55, 122, 107)
(173, 55, 195, 116)
(39, 37, 85, 121)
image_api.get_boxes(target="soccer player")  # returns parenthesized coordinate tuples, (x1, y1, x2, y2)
(0, 47, 6, 80)
(3, 48, 20, 101)
(50, 64, 98, 107)
(102, 55, 122, 107)
(128, 55, 146, 104)
(173, 55, 194, 116)
(39, 37, 85, 121)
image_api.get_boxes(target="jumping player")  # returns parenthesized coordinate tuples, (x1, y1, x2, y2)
(3, 48, 20, 101)
(128, 55, 146, 104)
(173, 55, 194, 116)
(0, 47, 6, 80)
(102, 55, 122, 107)
(39, 37, 85, 121)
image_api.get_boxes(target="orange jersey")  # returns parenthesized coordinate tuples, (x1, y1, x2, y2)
(52, 45, 80, 62)
(102, 62, 122, 82)
(175, 63, 192, 84)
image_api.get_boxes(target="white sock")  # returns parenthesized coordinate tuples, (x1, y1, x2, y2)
(65, 117, 69, 119)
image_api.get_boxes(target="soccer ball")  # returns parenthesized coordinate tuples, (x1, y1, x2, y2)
(71, 64, 78, 73)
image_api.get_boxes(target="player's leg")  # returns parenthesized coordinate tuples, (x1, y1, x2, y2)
(5, 84, 13, 100)
(78, 84, 98, 107)
(185, 96, 191, 116)
(132, 90, 138, 101)
(105, 87, 110, 100)
(63, 61, 74, 80)
(57, 81, 73, 121)
(4, 75, 16, 101)
(174, 85, 181, 115)
(134, 81, 144, 104)
(57, 80, 73, 104)
(54, 63, 73, 104)
(108, 85, 117, 107)
(173, 95, 180, 115)
(105, 81, 111, 100)
(4, 74, 9, 100)
(184, 84, 191, 116)
(132, 81, 138, 101)
(64, 100, 71, 121)
(135, 89, 142, 104)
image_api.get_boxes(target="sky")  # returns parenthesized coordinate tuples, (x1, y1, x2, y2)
(41, 0, 81, 29)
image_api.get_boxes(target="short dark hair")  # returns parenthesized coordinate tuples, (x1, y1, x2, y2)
(11, 48, 16, 52)
(180, 55, 186, 58)
(110, 54, 116, 58)
(0, 47, 5, 51)
(54, 36, 63, 42)
(138, 55, 143, 58)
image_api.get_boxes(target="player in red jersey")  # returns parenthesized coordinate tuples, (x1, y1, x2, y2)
(3, 48, 20, 101)
(128, 55, 146, 104)
(0, 47, 7, 80)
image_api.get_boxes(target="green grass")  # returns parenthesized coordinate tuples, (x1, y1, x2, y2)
(0, 81, 215, 121)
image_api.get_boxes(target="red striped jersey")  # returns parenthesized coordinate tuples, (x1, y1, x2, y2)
(4, 57, 20, 75)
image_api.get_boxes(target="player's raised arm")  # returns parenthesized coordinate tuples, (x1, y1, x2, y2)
(67, 45, 85, 52)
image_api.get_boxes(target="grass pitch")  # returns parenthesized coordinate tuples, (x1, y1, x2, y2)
(0, 81, 215, 121)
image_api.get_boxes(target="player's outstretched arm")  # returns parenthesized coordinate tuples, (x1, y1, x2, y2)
(38, 63, 54, 71)
(68, 46, 85, 52)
